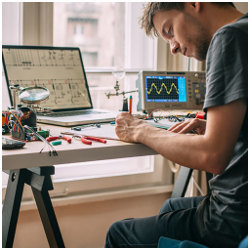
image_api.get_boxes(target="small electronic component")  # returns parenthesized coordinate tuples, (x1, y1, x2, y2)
(2, 110, 56, 156)
(2, 112, 10, 134)
(2, 109, 50, 141)
(36, 129, 50, 140)
(24, 125, 57, 156)
(71, 123, 101, 131)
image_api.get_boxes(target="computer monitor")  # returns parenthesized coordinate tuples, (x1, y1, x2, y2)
(137, 71, 206, 113)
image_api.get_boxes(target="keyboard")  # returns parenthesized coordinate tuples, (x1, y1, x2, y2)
(38, 110, 105, 117)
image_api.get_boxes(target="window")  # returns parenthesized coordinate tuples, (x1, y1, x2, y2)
(2, 2, 23, 46)
(2, 2, 23, 188)
(54, 3, 124, 68)
(83, 51, 98, 67)
(53, 2, 156, 112)
(52, 2, 158, 188)
(2, 3, 166, 198)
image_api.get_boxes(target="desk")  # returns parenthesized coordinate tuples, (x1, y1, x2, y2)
(3, 124, 157, 171)
(2, 124, 157, 248)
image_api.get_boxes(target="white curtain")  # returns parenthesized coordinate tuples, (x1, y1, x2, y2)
(157, 37, 205, 72)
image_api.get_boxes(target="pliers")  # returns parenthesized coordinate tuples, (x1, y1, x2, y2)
(46, 135, 72, 143)
(74, 135, 107, 145)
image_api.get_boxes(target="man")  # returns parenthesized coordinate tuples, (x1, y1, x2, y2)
(105, 2, 247, 248)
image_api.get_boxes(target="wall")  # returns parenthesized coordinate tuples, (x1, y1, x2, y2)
(234, 2, 248, 13)
(13, 193, 170, 247)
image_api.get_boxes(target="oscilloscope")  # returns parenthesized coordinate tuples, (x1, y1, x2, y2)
(136, 71, 206, 113)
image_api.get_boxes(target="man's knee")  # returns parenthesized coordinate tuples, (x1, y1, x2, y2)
(105, 221, 120, 247)
(159, 197, 183, 214)
(105, 219, 132, 248)
(159, 196, 205, 214)
(159, 199, 173, 214)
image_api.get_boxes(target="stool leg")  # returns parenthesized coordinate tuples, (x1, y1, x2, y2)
(32, 187, 65, 248)
(2, 169, 25, 248)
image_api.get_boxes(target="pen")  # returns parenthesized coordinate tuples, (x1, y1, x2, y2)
(129, 95, 132, 114)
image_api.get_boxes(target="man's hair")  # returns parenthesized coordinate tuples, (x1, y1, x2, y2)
(140, 2, 235, 37)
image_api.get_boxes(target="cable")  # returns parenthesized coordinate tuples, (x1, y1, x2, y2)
(191, 175, 204, 196)
(24, 125, 58, 156)
(168, 160, 181, 173)
(7, 111, 25, 132)
(146, 109, 196, 121)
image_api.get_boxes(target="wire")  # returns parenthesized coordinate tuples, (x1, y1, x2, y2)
(168, 160, 181, 173)
(191, 175, 204, 196)
(146, 109, 196, 121)
(24, 125, 58, 156)
(146, 109, 167, 119)
(9, 111, 24, 130)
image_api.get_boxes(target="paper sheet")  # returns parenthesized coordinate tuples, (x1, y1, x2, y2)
(62, 119, 176, 141)
(63, 124, 120, 140)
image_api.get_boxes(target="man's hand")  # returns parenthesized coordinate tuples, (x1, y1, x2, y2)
(168, 118, 206, 135)
(115, 113, 149, 142)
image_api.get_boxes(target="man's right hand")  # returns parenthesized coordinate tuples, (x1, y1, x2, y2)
(168, 118, 206, 135)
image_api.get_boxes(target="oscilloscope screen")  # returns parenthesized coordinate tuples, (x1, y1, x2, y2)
(145, 76, 187, 103)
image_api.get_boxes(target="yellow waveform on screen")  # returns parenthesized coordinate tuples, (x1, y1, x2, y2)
(147, 82, 179, 95)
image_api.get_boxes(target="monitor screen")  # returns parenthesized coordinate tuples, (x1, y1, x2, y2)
(2, 46, 92, 110)
(137, 71, 206, 113)
(145, 75, 187, 103)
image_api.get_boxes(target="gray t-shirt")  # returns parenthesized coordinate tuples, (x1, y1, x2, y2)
(195, 14, 248, 247)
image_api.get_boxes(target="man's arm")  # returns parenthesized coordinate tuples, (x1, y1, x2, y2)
(115, 99, 247, 174)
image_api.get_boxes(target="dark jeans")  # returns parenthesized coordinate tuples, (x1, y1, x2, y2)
(105, 196, 205, 248)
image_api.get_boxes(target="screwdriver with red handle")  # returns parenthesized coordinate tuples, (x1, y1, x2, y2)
(195, 111, 206, 120)
(80, 136, 107, 145)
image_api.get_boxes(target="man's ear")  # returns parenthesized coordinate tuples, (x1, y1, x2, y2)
(188, 2, 201, 12)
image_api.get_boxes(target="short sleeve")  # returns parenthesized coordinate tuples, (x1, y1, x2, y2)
(203, 27, 248, 112)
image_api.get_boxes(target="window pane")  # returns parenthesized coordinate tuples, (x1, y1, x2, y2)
(53, 2, 125, 68)
(52, 156, 154, 183)
(52, 2, 155, 184)
(87, 72, 138, 110)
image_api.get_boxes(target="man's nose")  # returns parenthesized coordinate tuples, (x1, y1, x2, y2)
(170, 40, 180, 55)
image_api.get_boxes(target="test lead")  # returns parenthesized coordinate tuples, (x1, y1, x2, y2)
(24, 125, 58, 156)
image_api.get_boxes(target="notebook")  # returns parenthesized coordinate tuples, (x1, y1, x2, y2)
(2, 45, 117, 126)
